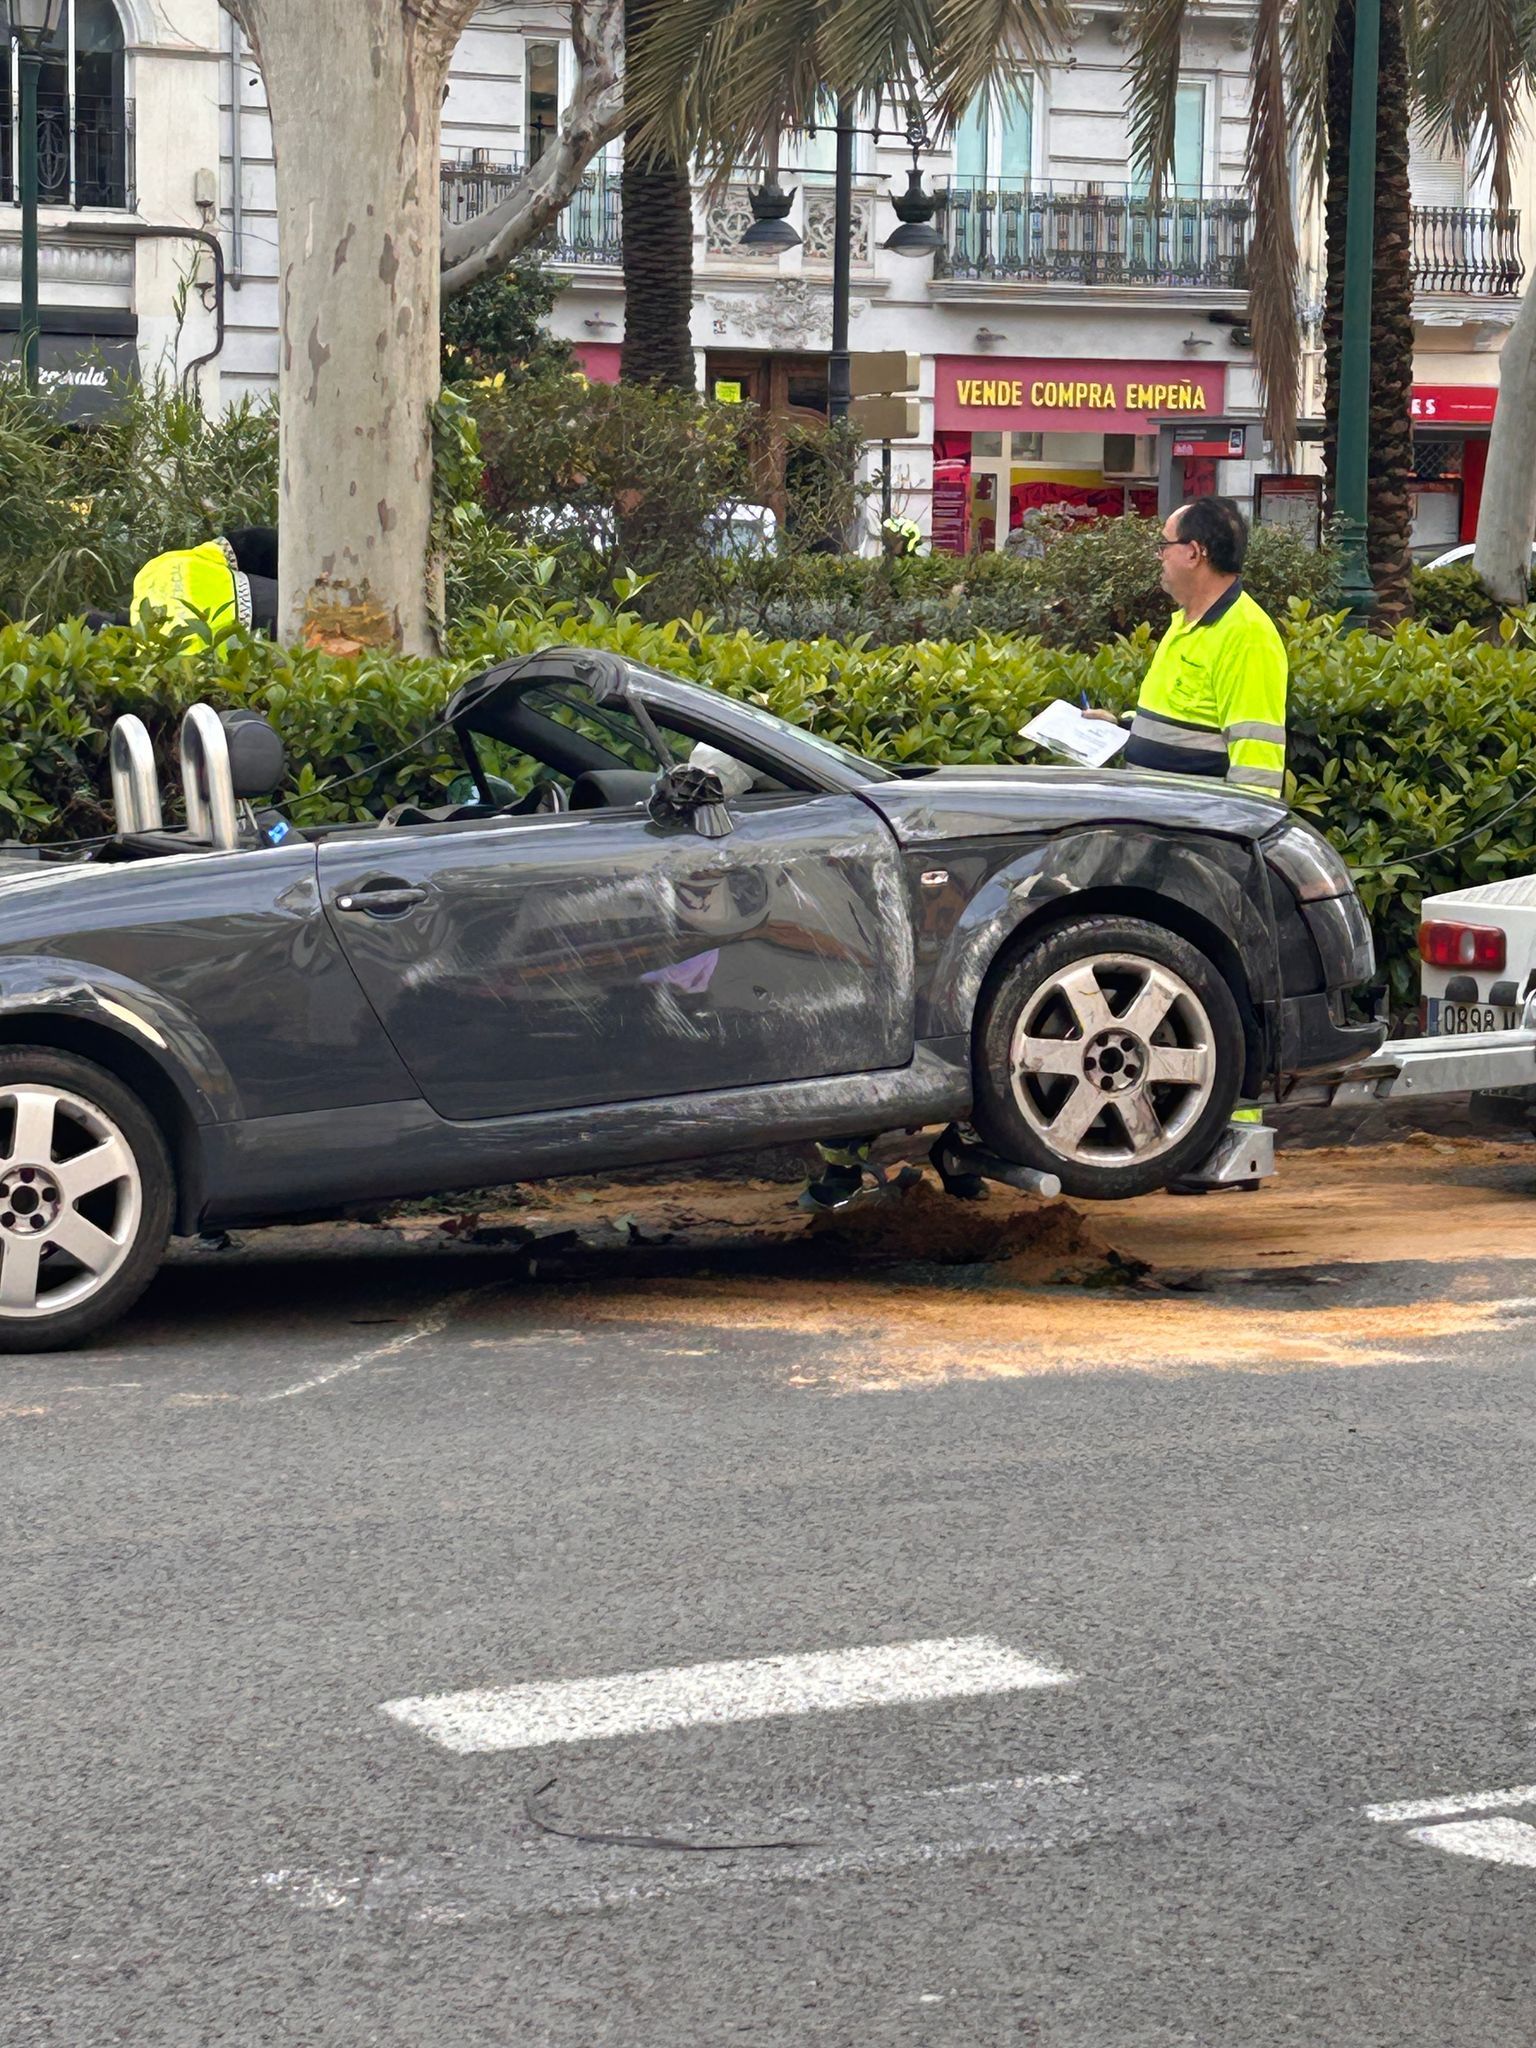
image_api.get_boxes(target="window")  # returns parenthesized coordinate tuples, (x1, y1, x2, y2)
(2, 0, 130, 209)
(1409, 121, 1467, 207)
(525, 40, 559, 162)
(1132, 82, 1207, 199)
(954, 72, 1034, 186)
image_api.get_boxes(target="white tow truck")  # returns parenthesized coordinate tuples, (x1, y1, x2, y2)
(1169, 877, 1536, 1193)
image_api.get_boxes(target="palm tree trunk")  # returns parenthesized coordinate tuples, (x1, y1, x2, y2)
(1321, 0, 1416, 621)
(620, 0, 696, 391)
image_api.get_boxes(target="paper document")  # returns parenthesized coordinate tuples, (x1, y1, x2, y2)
(1020, 700, 1130, 769)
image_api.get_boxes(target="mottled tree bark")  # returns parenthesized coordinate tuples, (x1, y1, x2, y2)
(1321, 0, 1416, 621)
(228, 0, 479, 655)
(619, 0, 696, 390)
(227, 0, 625, 654)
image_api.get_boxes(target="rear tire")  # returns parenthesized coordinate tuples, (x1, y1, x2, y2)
(0, 1049, 174, 1353)
(973, 916, 1244, 1200)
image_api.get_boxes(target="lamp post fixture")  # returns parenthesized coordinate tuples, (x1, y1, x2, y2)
(742, 100, 940, 436)
(1333, 0, 1381, 628)
(3, 0, 66, 393)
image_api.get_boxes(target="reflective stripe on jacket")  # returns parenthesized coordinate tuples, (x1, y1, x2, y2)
(1124, 582, 1288, 796)
(131, 539, 251, 650)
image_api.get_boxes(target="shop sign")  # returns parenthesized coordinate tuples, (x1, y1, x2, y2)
(1411, 385, 1498, 426)
(936, 355, 1226, 434)
(1174, 427, 1247, 458)
(0, 326, 139, 423)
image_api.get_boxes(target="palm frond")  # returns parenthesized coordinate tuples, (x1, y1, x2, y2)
(1418, 0, 1536, 207)
(1285, 0, 1339, 198)
(1121, 0, 1188, 199)
(1247, 0, 1301, 463)
(627, 0, 1073, 171)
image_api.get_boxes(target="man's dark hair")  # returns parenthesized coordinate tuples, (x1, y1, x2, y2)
(223, 526, 279, 582)
(1172, 496, 1248, 576)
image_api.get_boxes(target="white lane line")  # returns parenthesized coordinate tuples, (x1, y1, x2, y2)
(256, 1284, 492, 1403)
(381, 1635, 1080, 1754)
(1364, 1784, 1536, 1825)
(1407, 1817, 1536, 1867)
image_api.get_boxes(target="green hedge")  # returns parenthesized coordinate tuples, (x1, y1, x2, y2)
(716, 516, 1342, 651)
(5, 595, 1536, 1006)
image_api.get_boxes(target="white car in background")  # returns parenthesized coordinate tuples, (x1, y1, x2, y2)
(1420, 541, 1536, 572)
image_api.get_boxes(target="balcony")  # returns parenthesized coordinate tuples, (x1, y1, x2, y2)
(933, 180, 1250, 291)
(0, 94, 134, 211)
(441, 157, 622, 268)
(1411, 206, 1523, 295)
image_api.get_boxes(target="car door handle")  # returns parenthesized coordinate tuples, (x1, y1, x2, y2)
(335, 886, 430, 916)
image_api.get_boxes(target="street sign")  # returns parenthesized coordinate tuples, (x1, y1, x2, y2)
(850, 394, 920, 441)
(850, 351, 920, 398)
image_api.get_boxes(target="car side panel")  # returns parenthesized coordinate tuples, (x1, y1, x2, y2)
(0, 845, 416, 1119)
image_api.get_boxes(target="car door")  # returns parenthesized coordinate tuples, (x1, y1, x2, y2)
(316, 791, 914, 1121)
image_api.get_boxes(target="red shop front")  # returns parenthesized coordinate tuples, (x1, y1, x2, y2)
(932, 354, 1229, 553)
(1409, 384, 1498, 552)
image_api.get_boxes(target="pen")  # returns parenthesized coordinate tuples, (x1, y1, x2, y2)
(1079, 691, 1091, 711)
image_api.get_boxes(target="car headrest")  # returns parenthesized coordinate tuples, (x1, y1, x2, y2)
(219, 709, 286, 799)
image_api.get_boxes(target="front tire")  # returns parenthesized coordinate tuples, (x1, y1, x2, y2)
(0, 1049, 174, 1352)
(973, 916, 1244, 1200)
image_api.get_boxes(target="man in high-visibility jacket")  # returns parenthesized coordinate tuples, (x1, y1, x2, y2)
(1116, 496, 1287, 797)
(127, 527, 278, 651)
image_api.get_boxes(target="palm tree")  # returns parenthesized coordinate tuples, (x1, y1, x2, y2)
(621, 0, 697, 390)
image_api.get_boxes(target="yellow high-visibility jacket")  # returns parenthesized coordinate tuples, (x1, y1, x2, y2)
(1124, 582, 1287, 796)
(131, 539, 251, 650)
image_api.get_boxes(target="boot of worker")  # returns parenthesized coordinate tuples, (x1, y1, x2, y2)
(799, 1137, 878, 1212)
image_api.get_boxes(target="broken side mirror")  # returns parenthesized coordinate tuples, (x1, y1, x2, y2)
(647, 763, 736, 839)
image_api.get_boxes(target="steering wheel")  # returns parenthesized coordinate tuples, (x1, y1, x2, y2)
(525, 779, 567, 814)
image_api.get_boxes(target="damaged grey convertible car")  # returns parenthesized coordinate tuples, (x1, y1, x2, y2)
(0, 647, 1379, 1348)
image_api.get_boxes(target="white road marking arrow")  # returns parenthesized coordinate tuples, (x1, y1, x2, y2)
(1406, 1817, 1536, 1867)
(1367, 1785, 1536, 1868)
(381, 1635, 1080, 1754)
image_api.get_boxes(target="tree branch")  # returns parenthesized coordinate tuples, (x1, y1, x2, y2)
(440, 0, 625, 300)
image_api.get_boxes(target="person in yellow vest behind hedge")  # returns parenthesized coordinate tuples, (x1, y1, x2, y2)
(124, 528, 279, 652)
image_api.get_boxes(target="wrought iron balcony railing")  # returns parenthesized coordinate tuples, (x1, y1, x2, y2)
(441, 157, 622, 267)
(1410, 206, 1524, 295)
(933, 179, 1250, 289)
(0, 93, 135, 211)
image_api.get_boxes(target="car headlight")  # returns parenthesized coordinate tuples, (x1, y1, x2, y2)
(1264, 820, 1355, 903)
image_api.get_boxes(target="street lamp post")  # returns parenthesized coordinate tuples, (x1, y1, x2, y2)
(742, 101, 941, 539)
(4, 0, 66, 393)
(1334, 0, 1381, 627)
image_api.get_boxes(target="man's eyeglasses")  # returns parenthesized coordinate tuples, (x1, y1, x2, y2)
(1153, 536, 1194, 552)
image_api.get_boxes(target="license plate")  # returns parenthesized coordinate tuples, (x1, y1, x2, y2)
(1436, 1001, 1518, 1036)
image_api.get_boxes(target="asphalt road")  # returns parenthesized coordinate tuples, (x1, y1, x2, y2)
(8, 1210, 1536, 2047)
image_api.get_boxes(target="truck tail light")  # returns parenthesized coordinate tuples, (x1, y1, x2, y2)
(1418, 920, 1507, 971)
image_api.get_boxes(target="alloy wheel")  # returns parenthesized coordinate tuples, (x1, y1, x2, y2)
(0, 1084, 142, 1319)
(1008, 953, 1218, 1168)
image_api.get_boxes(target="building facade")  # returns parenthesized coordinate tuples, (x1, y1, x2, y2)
(2, 0, 1530, 553)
